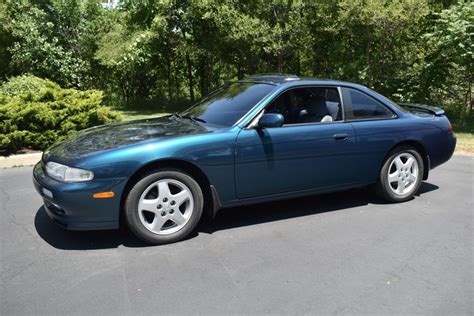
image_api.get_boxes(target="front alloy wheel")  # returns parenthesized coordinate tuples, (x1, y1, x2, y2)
(125, 170, 203, 244)
(138, 179, 194, 235)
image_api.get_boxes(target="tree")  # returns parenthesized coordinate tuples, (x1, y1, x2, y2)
(4, 0, 110, 88)
(423, 1, 473, 113)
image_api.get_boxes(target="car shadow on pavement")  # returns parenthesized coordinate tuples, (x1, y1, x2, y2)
(34, 182, 439, 250)
(203, 182, 439, 234)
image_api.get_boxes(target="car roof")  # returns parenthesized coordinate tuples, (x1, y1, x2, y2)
(237, 74, 367, 90)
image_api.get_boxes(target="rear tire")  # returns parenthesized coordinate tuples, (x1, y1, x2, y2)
(124, 169, 203, 244)
(376, 146, 424, 202)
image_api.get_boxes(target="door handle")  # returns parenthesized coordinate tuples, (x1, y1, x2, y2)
(333, 133, 349, 141)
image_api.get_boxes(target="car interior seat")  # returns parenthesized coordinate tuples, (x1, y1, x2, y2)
(300, 96, 332, 123)
(325, 101, 340, 121)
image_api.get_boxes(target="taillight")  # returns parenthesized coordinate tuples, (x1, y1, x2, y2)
(447, 121, 453, 133)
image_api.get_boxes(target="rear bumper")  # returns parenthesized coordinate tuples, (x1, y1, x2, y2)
(430, 133, 456, 170)
(33, 162, 125, 230)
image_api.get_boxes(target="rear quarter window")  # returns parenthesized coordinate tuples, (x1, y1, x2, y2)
(343, 88, 395, 120)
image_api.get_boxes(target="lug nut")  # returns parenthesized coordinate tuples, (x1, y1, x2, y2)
(161, 211, 166, 216)
(170, 201, 175, 206)
(163, 197, 168, 202)
(157, 204, 162, 209)
(169, 209, 174, 214)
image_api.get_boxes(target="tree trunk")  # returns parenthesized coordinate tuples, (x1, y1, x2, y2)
(180, 25, 195, 102)
(296, 50, 300, 76)
(468, 79, 472, 113)
(277, 53, 283, 73)
(186, 53, 194, 102)
(167, 55, 173, 102)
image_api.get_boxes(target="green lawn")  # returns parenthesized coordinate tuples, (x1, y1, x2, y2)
(455, 132, 474, 155)
(115, 108, 168, 121)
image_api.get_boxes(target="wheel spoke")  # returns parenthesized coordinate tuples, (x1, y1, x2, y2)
(394, 157, 404, 170)
(405, 157, 415, 170)
(150, 214, 167, 232)
(388, 172, 399, 183)
(172, 190, 192, 207)
(397, 179, 406, 193)
(171, 210, 186, 226)
(158, 181, 171, 198)
(138, 198, 158, 213)
(407, 173, 416, 183)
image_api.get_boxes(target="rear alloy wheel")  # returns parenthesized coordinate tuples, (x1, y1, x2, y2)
(377, 146, 424, 202)
(125, 170, 203, 244)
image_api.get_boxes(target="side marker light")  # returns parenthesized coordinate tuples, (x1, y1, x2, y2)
(93, 192, 115, 199)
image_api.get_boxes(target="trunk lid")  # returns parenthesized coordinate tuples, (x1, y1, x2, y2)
(399, 103, 445, 117)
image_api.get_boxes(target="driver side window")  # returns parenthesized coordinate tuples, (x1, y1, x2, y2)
(265, 87, 342, 125)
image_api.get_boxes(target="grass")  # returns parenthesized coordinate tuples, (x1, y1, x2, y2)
(108, 96, 189, 121)
(113, 108, 168, 121)
(455, 132, 474, 155)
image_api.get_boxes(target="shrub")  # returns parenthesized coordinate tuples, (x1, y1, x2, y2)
(0, 75, 121, 154)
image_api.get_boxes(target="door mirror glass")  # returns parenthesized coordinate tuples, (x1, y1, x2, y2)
(258, 113, 285, 128)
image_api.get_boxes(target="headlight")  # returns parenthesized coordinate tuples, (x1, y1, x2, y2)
(45, 162, 94, 182)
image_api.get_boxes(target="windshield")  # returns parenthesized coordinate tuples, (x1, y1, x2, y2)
(181, 82, 275, 127)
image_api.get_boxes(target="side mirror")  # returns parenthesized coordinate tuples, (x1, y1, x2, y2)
(258, 113, 284, 128)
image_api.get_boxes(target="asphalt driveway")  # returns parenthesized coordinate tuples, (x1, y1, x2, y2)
(1, 156, 472, 315)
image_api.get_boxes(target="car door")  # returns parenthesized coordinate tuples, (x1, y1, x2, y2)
(341, 87, 401, 184)
(234, 86, 359, 199)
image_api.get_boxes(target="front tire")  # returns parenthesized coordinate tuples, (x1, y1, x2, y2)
(124, 169, 203, 244)
(377, 146, 424, 202)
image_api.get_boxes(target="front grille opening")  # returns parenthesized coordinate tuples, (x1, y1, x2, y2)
(44, 200, 65, 215)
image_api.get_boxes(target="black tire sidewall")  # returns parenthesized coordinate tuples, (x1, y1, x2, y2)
(124, 169, 203, 244)
(378, 146, 424, 202)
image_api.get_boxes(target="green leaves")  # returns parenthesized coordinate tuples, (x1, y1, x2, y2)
(3, 0, 112, 88)
(0, 0, 472, 133)
(0, 75, 121, 153)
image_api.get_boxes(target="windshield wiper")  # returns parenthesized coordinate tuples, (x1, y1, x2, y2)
(176, 113, 207, 123)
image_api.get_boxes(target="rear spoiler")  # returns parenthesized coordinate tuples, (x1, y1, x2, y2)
(399, 103, 445, 116)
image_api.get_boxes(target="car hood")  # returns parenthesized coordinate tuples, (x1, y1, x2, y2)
(46, 115, 211, 161)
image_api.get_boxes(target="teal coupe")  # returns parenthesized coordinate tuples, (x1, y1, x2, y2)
(33, 75, 456, 244)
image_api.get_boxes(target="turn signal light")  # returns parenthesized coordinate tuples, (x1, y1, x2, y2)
(93, 191, 115, 199)
(447, 121, 453, 133)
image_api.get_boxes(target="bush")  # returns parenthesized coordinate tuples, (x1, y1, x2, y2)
(0, 75, 121, 154)
(442, 102, 474, 133)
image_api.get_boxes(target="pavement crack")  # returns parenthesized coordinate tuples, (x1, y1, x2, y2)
(0, 181, 40, 244)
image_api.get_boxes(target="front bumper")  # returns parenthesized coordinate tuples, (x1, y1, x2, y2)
(33, 162, 126, 230)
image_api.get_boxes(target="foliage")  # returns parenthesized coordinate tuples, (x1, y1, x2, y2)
(0, 73, 58, 96)
(1, 0, 114, 88)
(0, 0, 472, 133)
(422, 1, 473, 123)
(0, 75, 121, 153)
